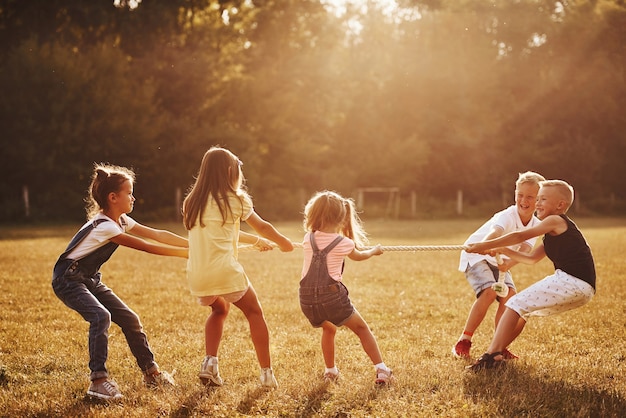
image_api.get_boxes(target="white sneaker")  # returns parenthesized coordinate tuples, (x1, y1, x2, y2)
(199, 356, 223, 386)
(87, 378, 123, 400)
(260, 367, 278, 389)
(375, 368, 395, 385)
(144, 369, 176, 387)
(323, 370, 340, 383)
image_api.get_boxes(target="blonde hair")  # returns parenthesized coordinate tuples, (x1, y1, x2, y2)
(516, 171, 545, 188)
(86, 163, 135, 219)
(303, 191, 369, 248)
(182, 147, 246, 230)
(540, 180, 575, 211)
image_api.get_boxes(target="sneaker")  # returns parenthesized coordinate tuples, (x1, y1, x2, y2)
(199, 356, 223, 386)
(466, 352, 505, 372)
(144, 369, 176, 387)
(452, 339, 472, 359)
(260, 367, 278, 389)
(323, 371, 340, 383)
(375, 368, 394, 385)
(501, 348, 519, 360)
(87, 378, 123, 400)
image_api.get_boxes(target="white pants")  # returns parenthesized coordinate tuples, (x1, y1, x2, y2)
(506, 269, 595, 320)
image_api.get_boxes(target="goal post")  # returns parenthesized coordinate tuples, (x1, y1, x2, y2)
(355, 187, 400, 219)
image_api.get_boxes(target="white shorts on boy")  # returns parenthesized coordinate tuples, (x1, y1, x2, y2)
(506, 269, 595, 320)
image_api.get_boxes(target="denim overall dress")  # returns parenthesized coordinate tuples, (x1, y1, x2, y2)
(52, 218, 156, 380)
(299, 233, 355, 327)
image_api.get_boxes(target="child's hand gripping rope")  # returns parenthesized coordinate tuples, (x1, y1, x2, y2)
(491, 253, 509, 298)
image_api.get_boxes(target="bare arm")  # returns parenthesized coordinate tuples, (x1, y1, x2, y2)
(245, 211, 294, 252)
(497, 241, 532, 271)
(497, 242, 547, 265)
(110, 233, 188, 258)
(467, 215, 565, 254)
(128, 223, 189, 247)
(239, 231, 274, 251)
(348, 244, 383, 261)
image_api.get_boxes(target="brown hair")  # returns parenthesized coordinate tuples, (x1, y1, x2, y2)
(303, 190, 368, 248)
(86, 163, 135, 219)
(182, 147, 246, 230)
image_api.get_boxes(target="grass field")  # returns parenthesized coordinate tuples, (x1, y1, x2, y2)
(1, 218, 625, 417)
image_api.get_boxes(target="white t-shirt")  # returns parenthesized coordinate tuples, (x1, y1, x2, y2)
(458, 205, 540, 271)
(66, 213, 136, 260)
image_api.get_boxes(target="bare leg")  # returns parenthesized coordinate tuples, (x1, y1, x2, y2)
(487, 307, 526, 355)
(342, 311, 383, 365)
(321, 321, 337, 368)
(494, 288, 516, 328)
(461, 289, 497, 338)
(233, 286, 272, 368)
(205, 297, 229, 356)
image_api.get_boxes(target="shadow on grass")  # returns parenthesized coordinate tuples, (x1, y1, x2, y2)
(293, 380, 333, 417)
(463, 363, 626, 417)
(170, 385, 216, 418)
(236, 386, 275, 415)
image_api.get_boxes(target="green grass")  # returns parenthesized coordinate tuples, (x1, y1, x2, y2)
(1, 218, 625, 417)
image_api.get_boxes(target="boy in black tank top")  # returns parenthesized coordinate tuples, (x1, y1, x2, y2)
(464, 180, 595, 371)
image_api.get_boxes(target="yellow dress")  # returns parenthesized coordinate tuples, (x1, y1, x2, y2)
(186, 192, 253, 297)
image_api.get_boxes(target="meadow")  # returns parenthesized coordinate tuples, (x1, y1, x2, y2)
(0, 218, 625, 417)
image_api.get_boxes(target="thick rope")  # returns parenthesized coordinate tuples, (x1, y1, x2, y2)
(239, 243, 468, 252)
(365, 245, 467, 252)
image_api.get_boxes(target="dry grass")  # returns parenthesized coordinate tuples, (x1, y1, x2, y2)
(0, 218, 625, 417)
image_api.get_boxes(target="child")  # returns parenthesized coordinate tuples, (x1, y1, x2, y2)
(182, 146, 294, 389)
(452, 171, 545, 360)
(299, 191, 393, 385)
(465, 180, 596, 371)
(52, 163, 188, 400)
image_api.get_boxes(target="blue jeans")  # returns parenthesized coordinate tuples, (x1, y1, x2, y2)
(52, 269, 156, 381)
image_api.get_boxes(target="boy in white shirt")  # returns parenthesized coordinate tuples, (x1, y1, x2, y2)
(452, 171, 545, 360)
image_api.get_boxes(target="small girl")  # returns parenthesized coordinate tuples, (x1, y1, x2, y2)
(52, 163, 188, 400)
(299, 191, 394, 385)
(182, 146, 293, 388)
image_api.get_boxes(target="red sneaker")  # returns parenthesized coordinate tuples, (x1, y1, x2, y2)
(452, 339, 472, 359)
(501, 348, 519, 360)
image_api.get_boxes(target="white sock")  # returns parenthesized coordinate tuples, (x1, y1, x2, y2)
(374, 362, 389, 372)
(325, 366, 338, 375)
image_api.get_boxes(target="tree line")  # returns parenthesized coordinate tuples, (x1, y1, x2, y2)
(1, 0, 624, 223)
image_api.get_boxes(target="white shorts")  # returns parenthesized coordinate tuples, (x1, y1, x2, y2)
(505, 269, 595, 320)
(198, 288, 248, 306)
(464, 260, 515, 297)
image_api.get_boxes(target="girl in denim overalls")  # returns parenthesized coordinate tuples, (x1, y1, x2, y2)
(299, 191, 394, 385)
(52, 164, 188, 400)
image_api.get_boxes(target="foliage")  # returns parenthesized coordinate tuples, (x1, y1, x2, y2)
(0, 0, 625, 222)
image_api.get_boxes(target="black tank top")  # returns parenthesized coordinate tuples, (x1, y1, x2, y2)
(543, 215, 596, 289)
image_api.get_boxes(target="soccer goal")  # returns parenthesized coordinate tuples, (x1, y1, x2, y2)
(355, 187, 400, 219)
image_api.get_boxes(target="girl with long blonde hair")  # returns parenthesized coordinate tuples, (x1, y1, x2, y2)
(182, 146, 293, 388)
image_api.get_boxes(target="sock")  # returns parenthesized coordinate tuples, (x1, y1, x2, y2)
(374, 362, 389, 372)
(325, 366, 338, 375)
(460, 331, 473, 341)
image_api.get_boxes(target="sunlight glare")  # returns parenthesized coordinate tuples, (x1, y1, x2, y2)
(321, 0, 421, 21)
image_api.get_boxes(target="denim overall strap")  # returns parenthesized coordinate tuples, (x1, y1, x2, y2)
(312, 232, 346, 276)
(299, 233, 345, 296)
(310, 232, 344, 259)
(58, 218, 109, 261)
(53, 218, 118, 281)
